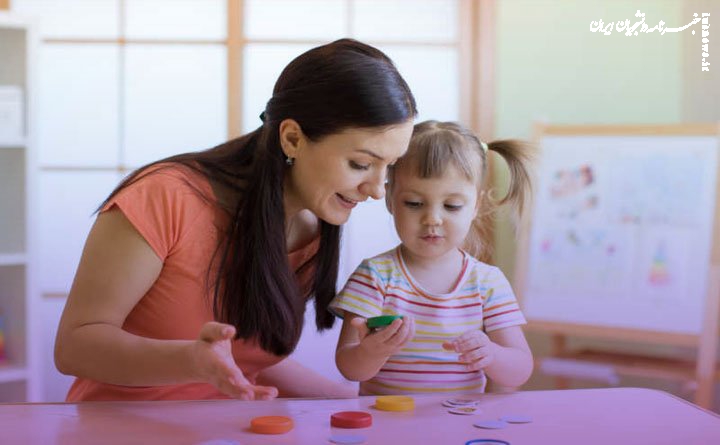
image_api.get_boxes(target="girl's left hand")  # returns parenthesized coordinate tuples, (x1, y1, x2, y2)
(442, 329, 499, 371)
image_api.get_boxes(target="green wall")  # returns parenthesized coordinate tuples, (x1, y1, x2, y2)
(493, 0, 686, 277)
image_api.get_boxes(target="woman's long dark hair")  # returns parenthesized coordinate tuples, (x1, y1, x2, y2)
(100, 39, 417, 355)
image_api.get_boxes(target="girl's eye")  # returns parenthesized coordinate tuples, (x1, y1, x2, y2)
(350, 161, 370, 171)
(445, 204, 463, 211)
(403, 201, 422, 209)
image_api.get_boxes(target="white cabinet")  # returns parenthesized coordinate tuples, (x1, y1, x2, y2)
(0, 13, 38, 402)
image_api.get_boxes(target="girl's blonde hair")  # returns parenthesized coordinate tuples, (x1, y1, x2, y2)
(387, 120, 534, 261)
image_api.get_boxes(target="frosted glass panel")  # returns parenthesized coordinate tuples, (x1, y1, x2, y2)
(293, 304, 357, 389)
(352, 0, 457, 42)
(38, 298, 75, 402)
(37, 171, 121, 293)
(341, 198, 399, 282)
(13, 0, 119, 39)
(123, 45, 227, 167)
(381, 45, 459, 122)
(37, 44, 120, 167)
(125, 0, 226, 40)
(244, 0, 347, 40)
(241, 43, 313, 133)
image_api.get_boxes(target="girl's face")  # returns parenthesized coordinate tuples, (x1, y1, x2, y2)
(284, 121, 414, 225)
(388, 162, 479, 262)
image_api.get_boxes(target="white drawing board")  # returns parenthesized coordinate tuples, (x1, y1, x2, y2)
(518, 125, 720, 335)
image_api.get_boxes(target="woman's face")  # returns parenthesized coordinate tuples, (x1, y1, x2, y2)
(283, 120, 414, 225)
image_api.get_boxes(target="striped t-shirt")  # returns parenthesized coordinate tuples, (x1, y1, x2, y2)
(330, 246, 526, 395)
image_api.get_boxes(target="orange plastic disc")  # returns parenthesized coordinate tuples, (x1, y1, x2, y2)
(250, 415, 294, 434)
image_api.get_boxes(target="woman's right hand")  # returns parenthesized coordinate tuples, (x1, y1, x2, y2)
(350, 316, 415, 358)
(191, 321, 279, 401)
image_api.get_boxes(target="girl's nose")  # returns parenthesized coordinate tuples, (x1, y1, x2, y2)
(422, 208, 442, 226)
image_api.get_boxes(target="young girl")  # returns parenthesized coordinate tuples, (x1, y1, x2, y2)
(332, 120, 533, 395)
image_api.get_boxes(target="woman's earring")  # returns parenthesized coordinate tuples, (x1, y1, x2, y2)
(286, 156, 295, 166)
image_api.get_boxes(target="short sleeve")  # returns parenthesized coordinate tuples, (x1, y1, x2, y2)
(100, 165, 212, 261)
(329, 259, 385, 319)
(482, 266, 527, 332)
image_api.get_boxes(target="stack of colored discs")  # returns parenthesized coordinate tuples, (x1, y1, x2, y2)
(250, 416, 294, 434)
(375, 395, 414, 412)
(330, 411, 373, 428)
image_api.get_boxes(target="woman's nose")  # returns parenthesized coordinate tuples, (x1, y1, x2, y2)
(359, 172, 385, 200)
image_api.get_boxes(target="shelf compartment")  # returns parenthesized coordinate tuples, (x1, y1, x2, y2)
(0, 364, 27, 384)
(0, 265, 26, 367)
(0, 254, 26, 266)
(0, 148, 26, 253)
(0, 140, 26, 149)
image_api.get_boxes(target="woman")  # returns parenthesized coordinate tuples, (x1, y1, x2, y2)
(54, 39, 417, 401)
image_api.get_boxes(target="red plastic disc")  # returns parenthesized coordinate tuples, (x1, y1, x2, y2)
(330, 411, 373, 429)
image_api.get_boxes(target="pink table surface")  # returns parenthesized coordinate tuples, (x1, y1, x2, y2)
(1, 387, 718, 444)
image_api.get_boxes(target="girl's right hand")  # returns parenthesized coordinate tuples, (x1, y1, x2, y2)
(350, 316, 415, 358)
(191, 321, 279, 401)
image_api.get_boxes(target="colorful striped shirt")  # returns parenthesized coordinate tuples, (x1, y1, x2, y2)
(330, 246, 526, 395)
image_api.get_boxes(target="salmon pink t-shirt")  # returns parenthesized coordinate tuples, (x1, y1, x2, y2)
(66, 164, 319, 401)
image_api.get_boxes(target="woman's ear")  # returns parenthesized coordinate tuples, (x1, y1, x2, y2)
(279, 119, 305, 159)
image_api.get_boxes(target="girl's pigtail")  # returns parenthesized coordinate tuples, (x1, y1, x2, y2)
(465, 139, 535, 261)
(486, 139, 535, 218)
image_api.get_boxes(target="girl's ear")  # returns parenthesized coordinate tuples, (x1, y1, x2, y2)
(278, 118, 305, 159)
(385, 183, 393, 214)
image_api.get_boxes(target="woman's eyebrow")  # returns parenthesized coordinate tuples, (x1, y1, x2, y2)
(354, 148, 385, 161)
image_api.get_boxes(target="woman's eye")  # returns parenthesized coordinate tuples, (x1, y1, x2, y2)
(445, 204, 463, 211)
(350, 161, 370, 171)
(404, 201, 422, 209)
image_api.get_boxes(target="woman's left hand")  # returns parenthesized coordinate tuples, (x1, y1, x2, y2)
(442, 329, 499, 371)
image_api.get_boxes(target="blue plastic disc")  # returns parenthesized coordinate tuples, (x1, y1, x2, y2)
(329, 434, 367, 444)
(466, 440, 510, 445)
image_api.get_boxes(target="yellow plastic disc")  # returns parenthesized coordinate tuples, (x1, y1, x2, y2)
(375, 395, 415, 412)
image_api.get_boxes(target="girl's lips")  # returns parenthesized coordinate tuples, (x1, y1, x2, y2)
(421, 235, 444, 242)
(336, 193, 358, 209)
